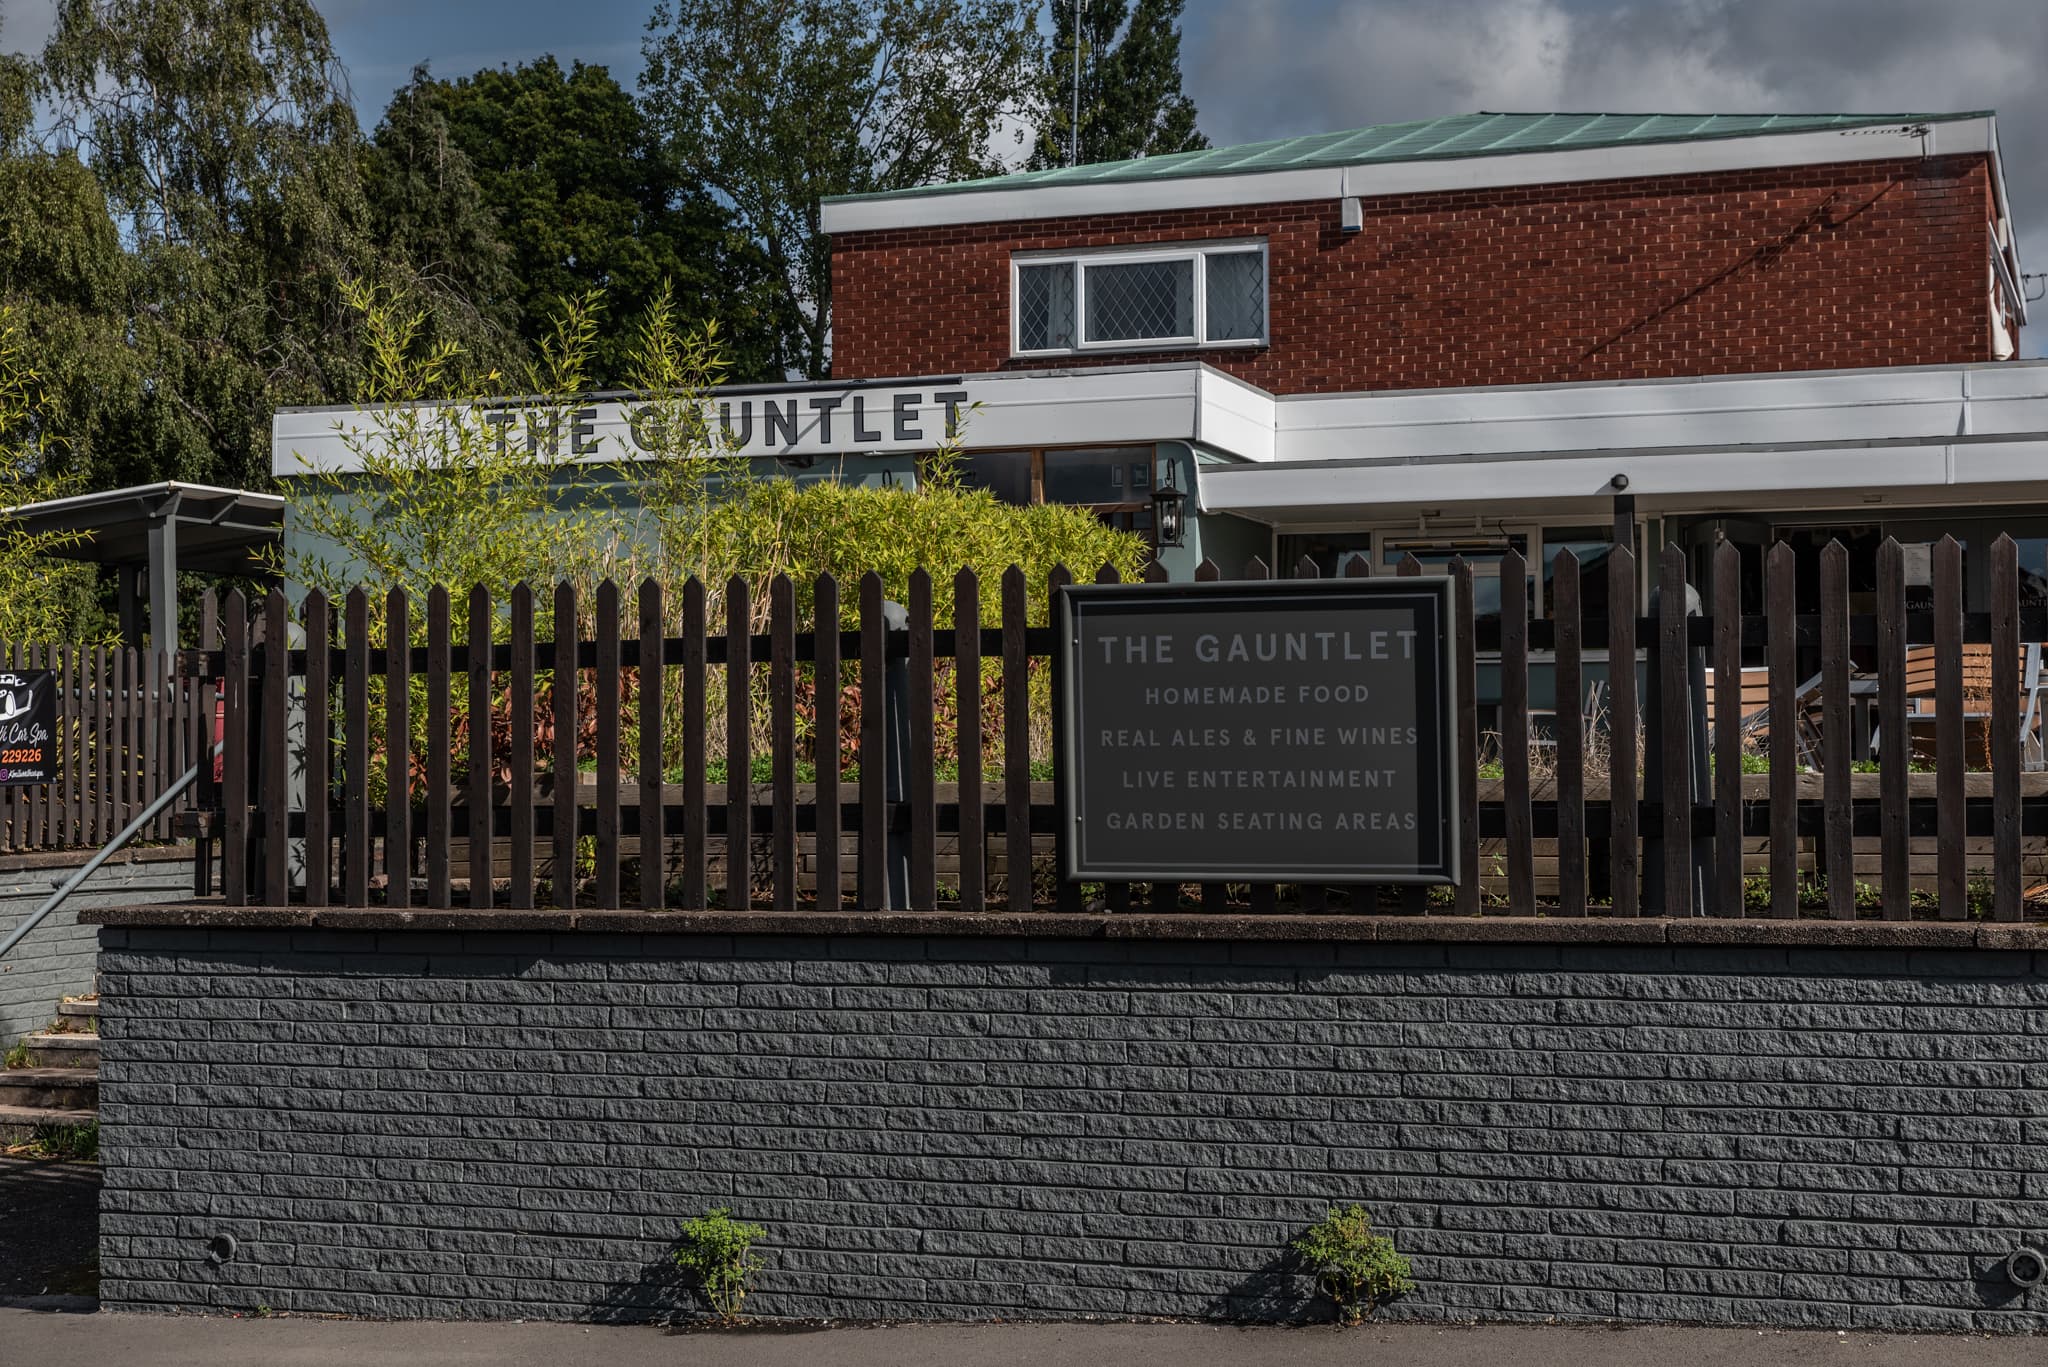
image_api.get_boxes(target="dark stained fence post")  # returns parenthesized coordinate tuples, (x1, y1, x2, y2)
(1553, 550, 1586, 918)
(813, 574, 841, 912)
(1820, 541, 1853, 919)
(1875, 540, 1909, 920)
(860, 572, 887, 911)
(1499, 548, 1533, 914)
(1647, 545, 1700, 917)
(508, 584, 535, 910)
(386, 588, 412, 908)
(220, 592, 248, 906)
(955, 568, 985, 913)
(425, 586, 452, 909)
(94, 644, 110, 843)
(261, 590, 289, 907)
(1048, 565, 1082, 915)
(1607, 545, 1638, 916)
(1766, 543, 1798, 918)
(469, 585, 495, 911)
(909, 569, 937, 910)
(1000, 566, 1031, 913)
(343, 589, 369, 906)
(195, 594, 218, 893)
(639, 579, 665, 912)
(1451, 557, 1480, 917)
(1934, 536, 1966, 920)
(304, 592, 330, 908)
(1992, 534, 2021, 921)
(724, 576, 751, 912)
(594, 580, 621, 909)
(681, 578, 708, 909)
(1711, 544, 1742, 917)
(770, 574, 797, 911)
(552, 582, 578, 910)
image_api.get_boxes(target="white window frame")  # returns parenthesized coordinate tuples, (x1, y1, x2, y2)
(1010, 239, 1269, 357)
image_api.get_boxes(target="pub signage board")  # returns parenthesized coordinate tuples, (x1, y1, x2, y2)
(1056, 579, 1458, 884)
(0, 670, 56, 786)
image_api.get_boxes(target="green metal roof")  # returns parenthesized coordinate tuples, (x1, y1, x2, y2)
(824, 110, 1989, 205)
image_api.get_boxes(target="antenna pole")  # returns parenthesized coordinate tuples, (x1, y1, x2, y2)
(1069, 0, 1083, 167)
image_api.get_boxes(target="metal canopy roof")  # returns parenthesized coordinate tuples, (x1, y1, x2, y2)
(823, 110, 1990, 205)
(4, 481, 283, 575)
(3, 482, 285, 653)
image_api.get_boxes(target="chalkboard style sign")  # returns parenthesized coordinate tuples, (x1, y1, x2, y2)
(1057, 579, 1458, 884)
(0, 670, 55, 786)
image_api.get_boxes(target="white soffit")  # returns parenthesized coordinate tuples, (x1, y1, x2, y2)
(821, 120, 1995, 234)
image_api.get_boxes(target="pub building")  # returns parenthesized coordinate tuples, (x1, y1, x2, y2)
(276, 110, 2039, 719)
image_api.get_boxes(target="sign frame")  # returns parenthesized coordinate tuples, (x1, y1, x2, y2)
(1054, 576, 1460, 885)
(0, 669, 57, 787)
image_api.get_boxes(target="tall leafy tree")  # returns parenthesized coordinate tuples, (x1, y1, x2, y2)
(641, 0, 1044, 379)
(37, 0, 385, 490)
(1030, 0, 1205, 170)
(366, 57, 781, 386)
(360, 64, 526, 373)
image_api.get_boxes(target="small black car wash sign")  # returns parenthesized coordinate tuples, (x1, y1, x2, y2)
(0, 670, 56, 785)
(1056, 579, 1458, 884)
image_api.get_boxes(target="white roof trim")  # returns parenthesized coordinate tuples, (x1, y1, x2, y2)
(822, 119, 1997, 234)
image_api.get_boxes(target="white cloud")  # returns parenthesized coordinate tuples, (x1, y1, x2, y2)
(1186, 0, 2048, 348)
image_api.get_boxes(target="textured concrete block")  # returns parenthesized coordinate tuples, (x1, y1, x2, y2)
(91, 932, 2048, 1333)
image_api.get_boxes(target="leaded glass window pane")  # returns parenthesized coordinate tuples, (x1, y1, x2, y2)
(1017, 262, 1075, 350)
(1085, 259, 1193, 343)
(1205, 251, 1265, 341)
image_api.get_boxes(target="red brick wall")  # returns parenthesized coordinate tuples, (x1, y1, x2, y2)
(831, 155, 1995, 391)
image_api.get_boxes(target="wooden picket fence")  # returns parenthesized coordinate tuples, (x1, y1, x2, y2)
(0, 642, 207, 853)
(197, 535, 2047, 920)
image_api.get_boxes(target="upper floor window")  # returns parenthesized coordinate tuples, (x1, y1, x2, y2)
(1013, 241, 1267, 355)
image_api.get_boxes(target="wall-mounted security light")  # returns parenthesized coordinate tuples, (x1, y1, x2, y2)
(1340, 197, 1363, 233)
(1609, 473, 1630, 491)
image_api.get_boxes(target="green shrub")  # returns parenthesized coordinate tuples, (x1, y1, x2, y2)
(672, 1207, 766, 1321)
(1292, 1204, 1414, 1325)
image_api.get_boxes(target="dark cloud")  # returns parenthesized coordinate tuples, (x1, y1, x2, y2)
(1184, 0, 2047, 348)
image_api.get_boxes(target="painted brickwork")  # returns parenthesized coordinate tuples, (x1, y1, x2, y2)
(96, 929, 2048, 1330)
(0, 850, 192, 1041)
(831, 156, 1995, 392)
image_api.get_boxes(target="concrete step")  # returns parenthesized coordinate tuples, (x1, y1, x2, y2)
(19, 1033, 98, 1070)
(0, 1068, 97, 1111)
(54, 998, 100, 1030)
(0, 1102, 96, 1145)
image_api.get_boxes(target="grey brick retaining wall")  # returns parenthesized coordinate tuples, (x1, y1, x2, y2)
(0, 849, 192, 1041)
(95, 928, 2048, 1331)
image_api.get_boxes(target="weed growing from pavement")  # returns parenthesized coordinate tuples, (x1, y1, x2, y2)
(1292, 1205, 1415, 1325)
(674, 1208, 767, 1322)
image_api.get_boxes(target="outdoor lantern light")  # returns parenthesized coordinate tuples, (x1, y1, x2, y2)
(1151, 462, 1188, 549)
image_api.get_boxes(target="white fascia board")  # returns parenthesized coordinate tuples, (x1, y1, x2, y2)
(1192, 367, 1278, 463)
(1268, 362, 2048, 466)
(1200, 441, 1970, 515)
(821, 168, 1343, 234)
(820, 122, 1990, 235)
(272, 367, 1223, 478)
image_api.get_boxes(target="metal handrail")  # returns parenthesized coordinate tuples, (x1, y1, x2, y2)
(0, 741, 223, 962)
